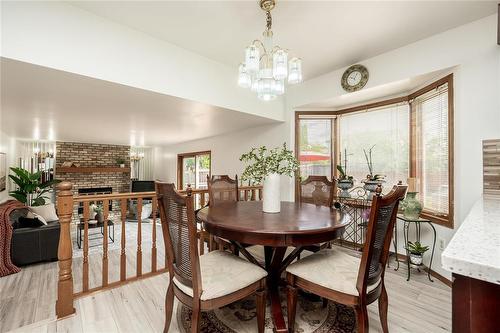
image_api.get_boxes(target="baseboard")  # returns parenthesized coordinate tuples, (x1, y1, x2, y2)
(390, 252, 452, 287)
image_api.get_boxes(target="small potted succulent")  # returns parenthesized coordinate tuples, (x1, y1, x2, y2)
(407, 241, 429, 266)
(362, 145, 385, 199)
(93, 204, 104, 223)
(116, 158, 126, 168)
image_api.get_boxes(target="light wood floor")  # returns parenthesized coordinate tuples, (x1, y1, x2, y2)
(1, 240, 451, 333)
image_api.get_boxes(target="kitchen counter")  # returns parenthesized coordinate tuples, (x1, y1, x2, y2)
(442, 195, 500, 285)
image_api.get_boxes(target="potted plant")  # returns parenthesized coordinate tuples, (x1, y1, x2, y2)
(336, 165, 354, 198)
(93, 204, 104, 223)
(240, 143, 298, 213)
(116, 158, 126, 168)
(8, 167, 60, 206)
(116, 157, 125, 168)
(362, 145, 385, 199)
(407, 241, 429, 266)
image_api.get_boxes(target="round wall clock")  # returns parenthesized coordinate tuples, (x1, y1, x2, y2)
(341, 64, 369, 92)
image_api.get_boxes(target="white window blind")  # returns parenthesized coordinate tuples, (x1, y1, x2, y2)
(414, 83, 449, 216)
(298, 119, 332, 180)
(339, 103, 410, 191)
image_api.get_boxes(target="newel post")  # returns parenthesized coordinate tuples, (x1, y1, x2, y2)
(55, 181, 76, 318)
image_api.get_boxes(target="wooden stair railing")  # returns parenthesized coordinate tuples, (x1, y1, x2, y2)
(55, 181, 263, 319)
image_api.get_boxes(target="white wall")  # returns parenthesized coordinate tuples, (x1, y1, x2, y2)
(154, 122, 294, 200)
(1, 1, 284, 122)
(0, 130, 16, 203)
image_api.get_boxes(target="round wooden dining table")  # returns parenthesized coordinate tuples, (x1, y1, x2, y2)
(197, 201, 351, 333)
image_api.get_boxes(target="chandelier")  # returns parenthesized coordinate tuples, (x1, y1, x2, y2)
(237, 0, 302, 101)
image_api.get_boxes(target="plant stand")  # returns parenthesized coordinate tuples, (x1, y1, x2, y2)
(393, 214, 436, 282)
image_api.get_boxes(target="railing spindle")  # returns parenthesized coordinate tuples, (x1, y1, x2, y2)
(258, 188, 263, 200)
(244, 189, 249, 201)
(82, 201, 90, 292)
(120, 198, 127, 281)
(136, 198, 143, 277)
(55, 182, 75, 318)
(200, 192, 206, 207)
(251, 189, 256, 201)
(151, 198, 157, 273)
(102, 199, 109, 287)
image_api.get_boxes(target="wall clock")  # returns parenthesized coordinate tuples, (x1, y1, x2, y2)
(341, 64, 369, 92)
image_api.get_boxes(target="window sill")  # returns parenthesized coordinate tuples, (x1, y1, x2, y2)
(420, 211, 453, 229)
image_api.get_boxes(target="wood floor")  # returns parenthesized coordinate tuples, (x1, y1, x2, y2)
(1, 235, 451, 333)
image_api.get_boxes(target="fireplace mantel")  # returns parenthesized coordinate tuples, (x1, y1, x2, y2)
(57, 167, 131, 173)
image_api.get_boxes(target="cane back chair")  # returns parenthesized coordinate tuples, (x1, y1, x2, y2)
(156, 182, 267, 333)
(286, 184, 407, 333)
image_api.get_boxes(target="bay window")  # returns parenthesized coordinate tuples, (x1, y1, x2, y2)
(295, 74, 454, 227)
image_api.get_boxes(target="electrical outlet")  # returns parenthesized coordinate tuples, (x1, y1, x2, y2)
(439, 238, 446, 250)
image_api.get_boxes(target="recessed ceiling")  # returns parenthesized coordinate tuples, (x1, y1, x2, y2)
(0, 58, 277, 146)
(70, 1, 497, 80)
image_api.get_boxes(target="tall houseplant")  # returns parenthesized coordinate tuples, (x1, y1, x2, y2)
(240, 143, 298, 213)
(8, 167, 60, 206)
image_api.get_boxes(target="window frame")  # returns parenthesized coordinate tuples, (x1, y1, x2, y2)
(177, 150, 212, 190)
(294, 74, 454, 228)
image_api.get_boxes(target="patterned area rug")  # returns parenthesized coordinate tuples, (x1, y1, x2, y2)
(177, 290, 356, 333)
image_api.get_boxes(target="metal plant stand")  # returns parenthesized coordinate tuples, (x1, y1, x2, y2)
(333, 187, 371, 251)
(394, 214, 436, 282)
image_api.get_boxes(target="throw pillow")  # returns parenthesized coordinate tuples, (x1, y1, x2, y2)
(17, 217, 44, 228)
(29, 203, 58, 223)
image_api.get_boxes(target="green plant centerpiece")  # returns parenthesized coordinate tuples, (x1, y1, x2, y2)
(362, 145, 385, 200)
(9, 167, 60, 206)
(240, 143, 298, 213)
(407, 241, 429, 266)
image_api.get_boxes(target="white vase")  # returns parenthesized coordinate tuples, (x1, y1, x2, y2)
(263, 173, 280, 213)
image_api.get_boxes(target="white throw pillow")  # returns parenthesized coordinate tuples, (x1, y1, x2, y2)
(29, 203, 59, 223)
(141, 203, 153, 220)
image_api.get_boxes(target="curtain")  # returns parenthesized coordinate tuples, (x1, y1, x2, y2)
(130, 147, 154, 181)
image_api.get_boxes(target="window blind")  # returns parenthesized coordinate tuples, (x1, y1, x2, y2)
(339, 103, 410, 191)
(298, 119, 332, 179)
(414, 83, 449, 215)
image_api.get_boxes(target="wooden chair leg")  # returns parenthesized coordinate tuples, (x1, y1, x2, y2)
(378, 284, 389, 333)
(322, 297, 328, 308)
(163, 283, 174, 333)
(256, 288, 266, 333)
(355, 305, 369, 333)
(287, 284, 298, 333)
(191, 300, 201, 333)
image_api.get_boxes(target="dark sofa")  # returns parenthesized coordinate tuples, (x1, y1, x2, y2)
(9, 208, 60, 266)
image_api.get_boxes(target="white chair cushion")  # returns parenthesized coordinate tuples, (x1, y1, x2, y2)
(173, 250, 267, 301)
(286, 248, 380, 296)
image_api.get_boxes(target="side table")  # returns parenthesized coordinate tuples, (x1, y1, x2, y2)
(393, 214, 436, 282)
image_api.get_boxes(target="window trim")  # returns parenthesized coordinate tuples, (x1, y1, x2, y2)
(177, 150, 212, 190)
(294, 74, 454, 228)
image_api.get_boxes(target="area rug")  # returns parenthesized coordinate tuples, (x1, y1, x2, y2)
(176, 290, 356, 333)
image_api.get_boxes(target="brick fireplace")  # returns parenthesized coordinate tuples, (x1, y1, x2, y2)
(55, 142, 131, 219)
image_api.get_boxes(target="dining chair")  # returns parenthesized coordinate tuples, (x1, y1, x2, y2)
(298, 175, 335, 253)
(286, 184, 407, 333)
(207, 174, 240, 252)
(155, 182, 268, 333)
(299, 175, 335, 207)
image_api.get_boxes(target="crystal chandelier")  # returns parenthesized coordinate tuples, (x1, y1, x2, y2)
(238, 0, 302, 101)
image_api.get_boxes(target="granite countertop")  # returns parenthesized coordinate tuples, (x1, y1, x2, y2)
(442, 195, 500, 285)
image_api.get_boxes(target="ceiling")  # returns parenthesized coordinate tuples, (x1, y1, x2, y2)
(0, 58, 277, 146)
(71, 1, 497, 80)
